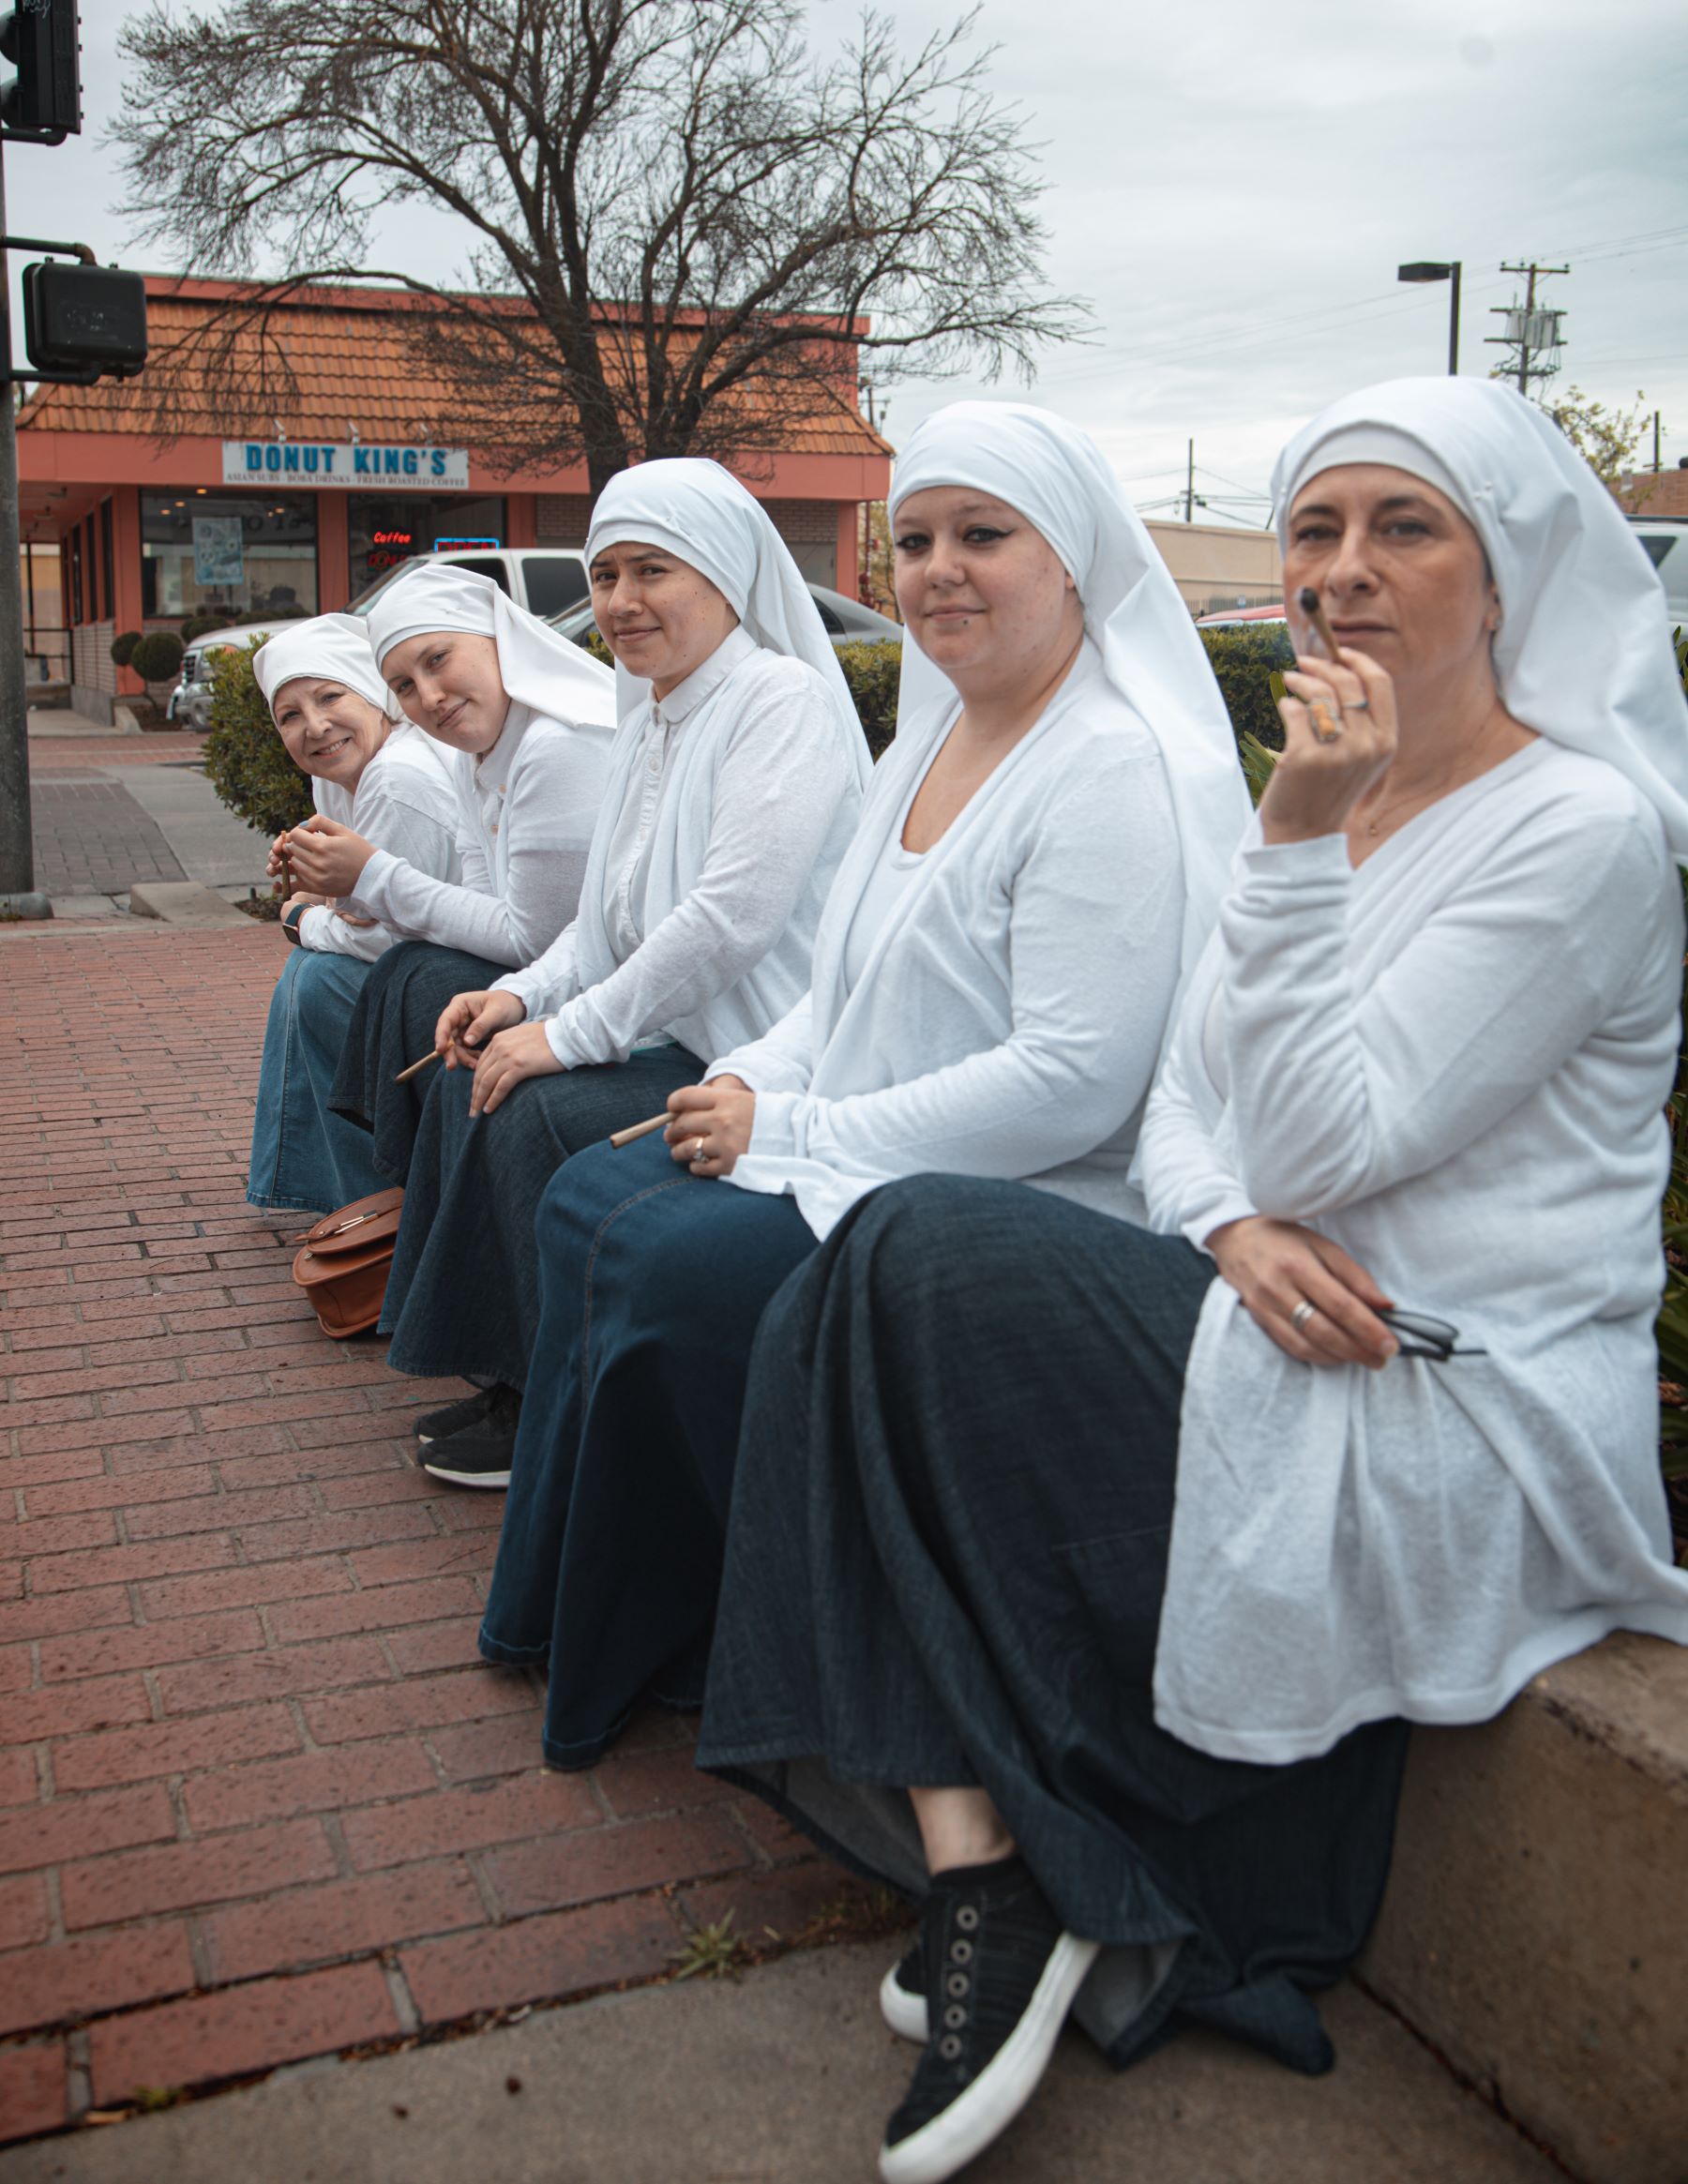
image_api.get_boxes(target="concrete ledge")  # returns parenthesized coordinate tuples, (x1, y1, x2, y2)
(0, 892, 53, 921)
(1363, 1633, 1688, 2183)
(128, 881, 249, 928)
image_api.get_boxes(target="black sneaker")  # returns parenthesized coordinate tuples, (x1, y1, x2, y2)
(418, 1384, 520, 1490)
(414, 1386, 498, 1447)
(878, 1856, 1098, 2184)
(880, 1941, 927, 2043)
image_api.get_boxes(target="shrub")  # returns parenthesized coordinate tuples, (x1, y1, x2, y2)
(128, 631, 185, 685)
(836, 640, 901, 760)
(110, 630, 141, 668)
(1196, 623, 1292, 752)
(202, 636, 313, 836)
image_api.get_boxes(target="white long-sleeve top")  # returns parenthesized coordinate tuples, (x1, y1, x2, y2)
(300, 723, 462, 961)
(490, 627, 868, 1067)
(346, 703, 612, 969)
(709, 641, 1188, 1240)
(1138, 739, 1688, 1766)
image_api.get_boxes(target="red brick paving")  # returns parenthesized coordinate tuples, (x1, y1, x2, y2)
(0, 923, 856, 2144)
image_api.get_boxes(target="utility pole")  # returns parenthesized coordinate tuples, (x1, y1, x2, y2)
(0, 144, 30, 909)
(1653, 410, 1663, 473)
(1485, 261, 1569, 399)
(1184, 439, 1194, 523)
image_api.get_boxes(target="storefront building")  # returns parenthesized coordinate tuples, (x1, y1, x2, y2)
(20, 278, 892, 720)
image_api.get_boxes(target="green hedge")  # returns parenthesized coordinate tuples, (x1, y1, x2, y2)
(203, 637, 313, 836)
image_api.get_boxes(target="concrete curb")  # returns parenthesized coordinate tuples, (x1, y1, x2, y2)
(127, 881, 250, 926)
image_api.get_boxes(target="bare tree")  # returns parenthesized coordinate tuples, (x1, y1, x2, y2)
(113, 0, 1088, 491)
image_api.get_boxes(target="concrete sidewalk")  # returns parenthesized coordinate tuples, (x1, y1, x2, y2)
(0, 1947, 1555, 2184)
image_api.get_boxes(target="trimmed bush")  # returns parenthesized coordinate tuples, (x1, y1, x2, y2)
(110, 630, 141, 669)
(128, 632, 185, 698)
(202, 636, 313, 836)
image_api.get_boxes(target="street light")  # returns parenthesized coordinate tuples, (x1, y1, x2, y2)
(1397, 261, 1461, 376)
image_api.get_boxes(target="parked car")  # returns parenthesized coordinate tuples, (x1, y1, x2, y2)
(547, 582, 901, 651)
(1629, 516, 1688, 626)
(172, 548, 595, 730)
(1196, 603, 1286, 628)
(344, 545, 591, 621)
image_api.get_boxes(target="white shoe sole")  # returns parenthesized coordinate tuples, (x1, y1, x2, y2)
(879, 1963, 928, 2045)
(418, 1464, 511, 1490)
(878, 1932, 1100, 2184)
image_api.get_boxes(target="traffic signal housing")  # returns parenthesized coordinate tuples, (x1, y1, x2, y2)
(0, 0, 80, 143)
(23, 261, 146, 379)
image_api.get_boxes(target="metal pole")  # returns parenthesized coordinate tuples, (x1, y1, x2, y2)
(1184, 439, 1194, 522)
(0, 141, 45, 912)
(1654, 411, 1662, 473)
(1447, 262, 1461, 376)
(1516, 264, 1536, 396)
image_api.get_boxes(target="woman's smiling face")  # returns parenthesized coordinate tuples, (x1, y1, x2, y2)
(890, 486, 1079, 695)
(381, 630, 510, 754)
(268, 677, 390, 788)
(588, 539, 740, 700)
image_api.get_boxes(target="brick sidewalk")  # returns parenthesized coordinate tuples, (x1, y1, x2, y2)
(27, 782, 188, 897)
(1, 925, 855, 2146)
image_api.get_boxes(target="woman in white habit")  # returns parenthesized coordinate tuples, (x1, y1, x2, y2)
(691, 376, 1688, 2183)
(278, 564, 618, 1188)
(476, 401, 1251, 1787)
(246, 614, 460, 1213)
(375, 459, 873, 1483)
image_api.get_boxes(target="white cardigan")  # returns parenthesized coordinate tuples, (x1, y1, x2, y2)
(1139, 739, 1688, 1764)
(712, 642, 1187, 1239)
(348, 703, 612, 969)
(492, 629, 868, 1067)
(302, 723, 461, 961)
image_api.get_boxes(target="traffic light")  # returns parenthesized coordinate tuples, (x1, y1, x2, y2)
(23, 261, 146, 378)
(0, 0, 80, 143)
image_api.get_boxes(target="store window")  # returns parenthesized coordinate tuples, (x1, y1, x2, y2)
(346, 495, 506, 598)
(68, 525, 83, 624)
(140, 490, 318, 620)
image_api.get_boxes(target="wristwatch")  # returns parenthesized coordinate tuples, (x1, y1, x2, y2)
(280, 900, 309, 948)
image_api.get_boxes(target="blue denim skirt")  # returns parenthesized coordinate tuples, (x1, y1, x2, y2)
(381, 1045, 704, 1391)
(697, 1174, 1410, 2079)
(479, 1131, 817, 1764)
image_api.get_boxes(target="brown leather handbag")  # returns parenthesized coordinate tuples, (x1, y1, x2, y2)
(291, 1188, 404, 1338)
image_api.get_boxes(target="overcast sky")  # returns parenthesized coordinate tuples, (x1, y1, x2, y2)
(12, 0, 1687, 517)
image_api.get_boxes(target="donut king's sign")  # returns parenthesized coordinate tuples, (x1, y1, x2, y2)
(220, 441, 471, 490)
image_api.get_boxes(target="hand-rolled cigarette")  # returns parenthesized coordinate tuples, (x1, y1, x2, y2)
(609, 1110, 675, 1149)
(394, 1036, 473, 1085)
(1296, 586, 1343, 661)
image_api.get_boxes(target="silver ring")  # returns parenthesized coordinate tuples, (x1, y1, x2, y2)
(1290, 1300, 1317, 1333)
(689, 1138, 708, 1163)
(1347, 697, 1371, 713)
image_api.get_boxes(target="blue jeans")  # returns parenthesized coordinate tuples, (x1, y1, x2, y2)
(248, 950, 388, 1215)
(479, 1131, 818, 1768)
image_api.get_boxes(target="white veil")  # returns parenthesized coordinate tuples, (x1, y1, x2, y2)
(366, 564, 617, 731)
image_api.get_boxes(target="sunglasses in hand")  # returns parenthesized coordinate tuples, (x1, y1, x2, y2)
(1379, 1307, 1485, 1361)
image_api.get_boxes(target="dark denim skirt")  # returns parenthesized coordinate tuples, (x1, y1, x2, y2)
(479, 1131, 817, 1765)
(326, 940, 508, 1186)
(696, 1174, 1410, 2077)
(382, 1045, 704, 1391)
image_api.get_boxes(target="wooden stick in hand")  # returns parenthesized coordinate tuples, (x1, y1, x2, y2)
(394, 1036, 473, 1085)
(609, 1110, 673, 1149)
(1296, 586, 1343, 661)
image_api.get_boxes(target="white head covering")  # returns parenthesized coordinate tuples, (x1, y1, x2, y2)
(1274, 376, 1688, 858)
(888, 399, 1252, 987)
(365, 564, 616, 730)
(254, 614, 392, 718)
(584, 458, 862, 745)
